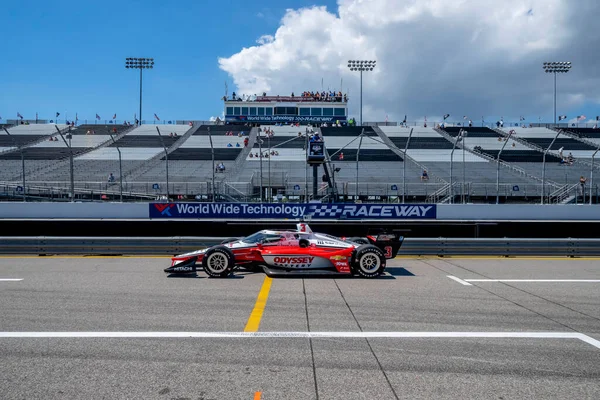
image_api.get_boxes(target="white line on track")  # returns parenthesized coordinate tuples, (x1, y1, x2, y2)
(0, 331, 598, 349)
(0, 279, 23, 282)
(465, 279, 600, 283)
(447, 275, 472, 285)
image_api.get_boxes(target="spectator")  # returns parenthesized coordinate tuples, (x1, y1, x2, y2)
(338, 152, 344, 161)
(580, 176, 587, 194)
(421, 170, 429, 181)
(227, 143, 232, 147)
(108, 173, 115, 183)
(236, 142, 240, 147)
(244, 137, 249, 147)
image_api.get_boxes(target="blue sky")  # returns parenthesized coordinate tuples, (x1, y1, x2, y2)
(0, 0, 337, 123)
(1, 0, 598, 125)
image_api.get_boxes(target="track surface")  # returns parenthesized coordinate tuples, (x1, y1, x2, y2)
(1, 256, 599, 399)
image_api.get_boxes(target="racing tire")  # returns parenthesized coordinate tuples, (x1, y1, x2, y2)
(348, 237, 370, 245)
(352, 244, 386, 278)
(202, 246, 235, 278)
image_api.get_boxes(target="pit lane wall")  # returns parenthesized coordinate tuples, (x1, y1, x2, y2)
(0, 202, 599, 221)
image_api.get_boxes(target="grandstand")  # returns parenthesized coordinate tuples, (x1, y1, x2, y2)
(2, 104, 599, 203)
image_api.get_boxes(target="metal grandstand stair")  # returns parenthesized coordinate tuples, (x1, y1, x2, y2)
(434, 127, 572, 203)
(435, 127, 562, 187)
(371, 125, 448, 185)
(9, 125, 135, 182)
(495, 127, 600, 173)
(219, 127, 258, 184)
(550, 127, 600, 150)
(123, 123, 199, 181)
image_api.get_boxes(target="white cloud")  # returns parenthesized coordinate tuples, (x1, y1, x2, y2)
(219, 0, 600, 122)
(256, 35, 274, 45)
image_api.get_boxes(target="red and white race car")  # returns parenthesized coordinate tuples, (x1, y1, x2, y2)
(164, 223, 404, 278)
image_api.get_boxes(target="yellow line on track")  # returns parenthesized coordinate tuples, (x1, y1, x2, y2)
(244, 276, 273, 332)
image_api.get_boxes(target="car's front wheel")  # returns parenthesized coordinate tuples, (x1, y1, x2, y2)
(202, 246, 235, 278)
(353, 244, 386, 278)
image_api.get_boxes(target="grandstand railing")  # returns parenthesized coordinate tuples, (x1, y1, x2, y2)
(362, 120, 599, 129)
(2, 180, 598, 204)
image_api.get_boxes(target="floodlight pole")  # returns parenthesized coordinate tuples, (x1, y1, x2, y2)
(156, 127, 170, 200)
(125, 57, 155, 125)
(108, 132, 123, 202)
(55, 125, 74, 202)
(305, 132, 308, 201)
(139, 67, 143, 124)
(356, 132, 363, 199)
(590, 146, 600, 205)
(496, 130, 513, 204)
(543, 61, 571, 125)
(402, 128, 413, 203)
(449, 134, 460, 204)
(461, 129, 467, 204)
(347, 60, 376, 127)
(360, 70, 363, 127)
(3, 128, 26, 202)
(259, 132, 263, 202)
(541, 130, 560, 204)
(554, 71, 556, 125)
(208, 127, 215, 201)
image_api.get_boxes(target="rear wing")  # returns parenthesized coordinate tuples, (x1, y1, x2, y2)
(367, 232, 405, 259)
(296, 223, 313, 233)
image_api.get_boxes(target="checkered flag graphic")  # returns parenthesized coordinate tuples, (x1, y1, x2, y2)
(308, 205, 343, 218)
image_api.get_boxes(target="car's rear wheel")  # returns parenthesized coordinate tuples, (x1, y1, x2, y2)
(353, 244, 386, 278)
(202, 246, 235, 278)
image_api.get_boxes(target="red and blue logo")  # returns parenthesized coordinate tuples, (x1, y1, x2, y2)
(153, 203, 175, 216)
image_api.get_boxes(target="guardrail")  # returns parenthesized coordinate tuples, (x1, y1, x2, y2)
(1, 237, 599, 256)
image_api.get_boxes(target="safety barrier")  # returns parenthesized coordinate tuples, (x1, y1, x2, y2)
(1, 237, 599, 256)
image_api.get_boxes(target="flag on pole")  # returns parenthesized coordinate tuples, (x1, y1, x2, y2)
(385, 114, 388, 123)
(558, 115, 567, 121)
(443, 114, 450, 120)
(577, 115, 586, 121)
(56, 112, 60, 118)
(402, 115, 407, 124)
(75, 113, 78, 122)
(96, 113, 101, 120)
(520, 116, 525, 121)
(154, 113, 160, 121)
(112, 113, 117, 120)
(17, 112, 23, 120)
(463, 115, 468, 120)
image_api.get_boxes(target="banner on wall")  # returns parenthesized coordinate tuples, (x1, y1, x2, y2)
(225, 115, 347, 123)
(149, 203, 436, 220)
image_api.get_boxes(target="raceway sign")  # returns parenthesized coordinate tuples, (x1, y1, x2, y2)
(149, 203, 436, 220)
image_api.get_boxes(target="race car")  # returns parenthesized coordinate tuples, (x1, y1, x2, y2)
(164, 223, 404, 278)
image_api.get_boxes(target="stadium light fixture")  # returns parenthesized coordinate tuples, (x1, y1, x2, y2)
(542, 61, 571, 125)
(126, 57, 155, 124)
(347, 60, 376, 126)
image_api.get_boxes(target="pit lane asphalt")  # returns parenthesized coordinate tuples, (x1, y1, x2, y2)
(0, 256, 599, 399)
